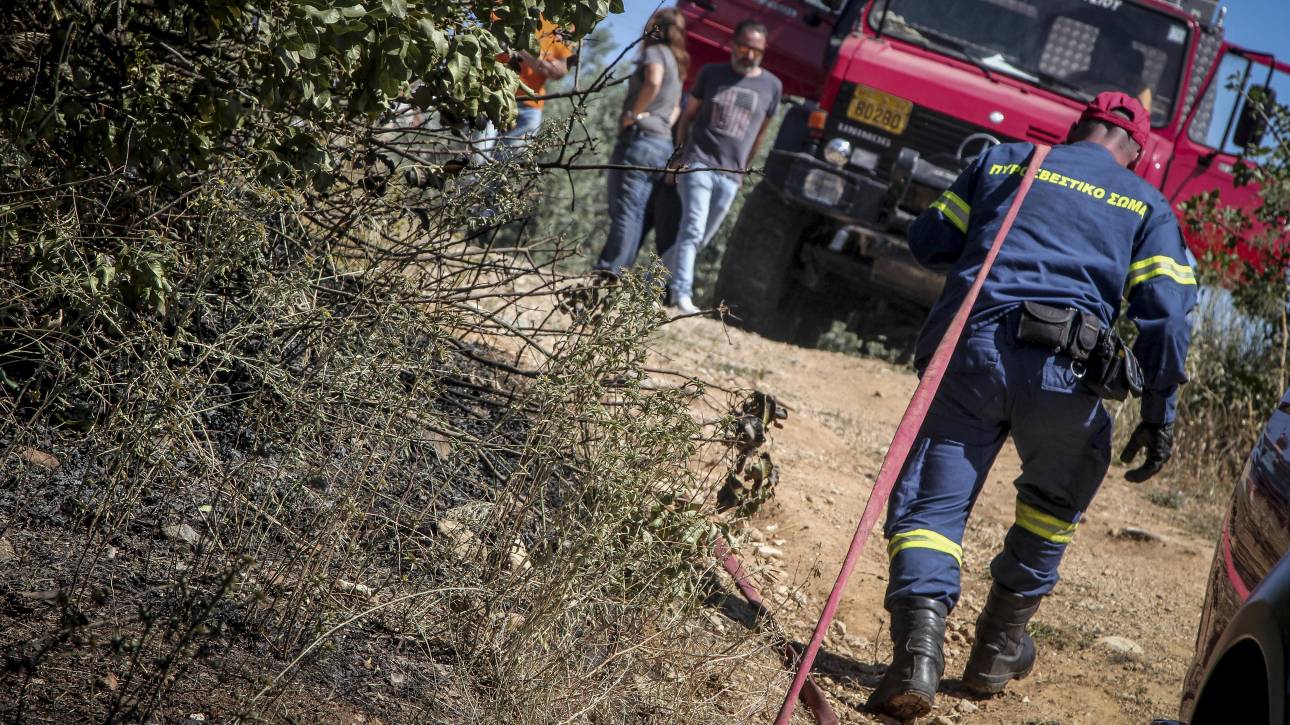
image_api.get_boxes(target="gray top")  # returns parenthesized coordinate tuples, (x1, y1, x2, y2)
(683, 63, 782, 178)
(622, 44, 681, 139)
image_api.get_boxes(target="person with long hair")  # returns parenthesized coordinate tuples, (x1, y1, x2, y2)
(593, 8, 689, 277)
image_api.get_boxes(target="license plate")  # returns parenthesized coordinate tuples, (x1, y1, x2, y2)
(846, 86, 913, 135)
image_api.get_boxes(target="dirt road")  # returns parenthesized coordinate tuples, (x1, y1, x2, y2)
(651, 316, 1217, 724)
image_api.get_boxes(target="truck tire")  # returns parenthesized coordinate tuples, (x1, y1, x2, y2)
(713, 180, 810, 336)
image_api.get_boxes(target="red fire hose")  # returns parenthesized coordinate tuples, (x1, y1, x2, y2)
(714, 538, 840, 725)
(773, 144, 1052, 724)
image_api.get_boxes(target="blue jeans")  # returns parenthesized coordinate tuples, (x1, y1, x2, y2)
(884, 312, 1113, 611)
(595, 129, 674, 276)
(472, 105, 544, 165)
(665, 164, 741, 299)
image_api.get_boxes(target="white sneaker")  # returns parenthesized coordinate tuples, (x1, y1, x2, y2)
(673, 295, 701, 315)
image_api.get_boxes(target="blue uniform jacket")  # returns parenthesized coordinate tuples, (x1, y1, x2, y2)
(909, 141, 1197, 425)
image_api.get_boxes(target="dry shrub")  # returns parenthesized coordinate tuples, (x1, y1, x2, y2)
(0, 101, 782, 722)
(1111, 286, 1286, 519)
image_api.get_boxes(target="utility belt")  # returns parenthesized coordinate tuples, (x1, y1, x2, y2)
(1015, 301, 1144, 401)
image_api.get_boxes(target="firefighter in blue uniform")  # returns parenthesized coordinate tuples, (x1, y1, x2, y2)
(869, 92, 1197, 720)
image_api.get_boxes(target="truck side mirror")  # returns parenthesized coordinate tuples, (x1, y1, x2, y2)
(1232, 85, 1276, 151)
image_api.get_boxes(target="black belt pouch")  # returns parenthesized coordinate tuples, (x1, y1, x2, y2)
(1017, 301, 1075, 350)
(1017, 302, 1144, 401)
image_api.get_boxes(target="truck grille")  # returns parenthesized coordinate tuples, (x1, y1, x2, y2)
(826, 84, 1022, 177)
(902, 106, 1019, 164)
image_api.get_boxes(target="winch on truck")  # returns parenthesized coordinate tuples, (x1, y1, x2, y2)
(679, 0, 1286, 345)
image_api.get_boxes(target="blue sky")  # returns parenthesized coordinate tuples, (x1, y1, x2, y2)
(1222, 0, 1290, 57)
(597, 0, 1289, 66)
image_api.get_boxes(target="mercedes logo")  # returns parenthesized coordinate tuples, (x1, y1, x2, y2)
(957, 133, 1002, 164)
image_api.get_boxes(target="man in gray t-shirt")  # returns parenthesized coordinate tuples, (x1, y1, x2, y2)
(682, 59, 782, 179)
(663, 19, 782, 314)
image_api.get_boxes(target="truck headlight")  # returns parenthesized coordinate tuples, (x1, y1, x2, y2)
(802, 168, 846, 206)
(822, 137, 852, 167)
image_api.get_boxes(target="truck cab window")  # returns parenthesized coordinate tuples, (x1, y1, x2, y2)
(868, 0, 1187, 126)
(1190, 52, 1289, 160)
(1041, 18, 1171, 123)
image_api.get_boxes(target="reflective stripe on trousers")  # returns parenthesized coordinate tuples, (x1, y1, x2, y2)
(883, 311, 1112, 611)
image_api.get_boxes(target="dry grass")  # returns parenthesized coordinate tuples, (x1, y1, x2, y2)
(1109, 287, 1284, 522)
(0, 107, 787, 722)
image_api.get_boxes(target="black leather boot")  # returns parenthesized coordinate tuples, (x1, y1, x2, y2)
(868, 596, 948, 720)
(962, 583, 1044, 694)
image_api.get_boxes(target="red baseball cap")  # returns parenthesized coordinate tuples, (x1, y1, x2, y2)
(1072, 91, 1150, 149)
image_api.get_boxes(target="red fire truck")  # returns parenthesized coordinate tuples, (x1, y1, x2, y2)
(679, 0, 1288, 344)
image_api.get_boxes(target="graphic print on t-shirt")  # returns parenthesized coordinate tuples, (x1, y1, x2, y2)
(709, 85, 760, 139)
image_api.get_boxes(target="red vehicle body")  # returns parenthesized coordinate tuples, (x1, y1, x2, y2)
(679, 0, 1287, 341)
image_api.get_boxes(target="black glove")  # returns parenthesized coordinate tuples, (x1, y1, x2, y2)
(1119, 422, 1174, 483)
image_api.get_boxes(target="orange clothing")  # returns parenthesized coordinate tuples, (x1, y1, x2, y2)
(498, 18, 572, 109)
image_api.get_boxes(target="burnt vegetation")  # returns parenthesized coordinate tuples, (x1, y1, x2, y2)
(0, 1, 784, 721)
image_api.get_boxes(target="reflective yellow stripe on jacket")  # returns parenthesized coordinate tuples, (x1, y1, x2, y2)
(1014, 500, 1078, 544)
(929, 190, 971, 234)
(888, 528, 963, 566)
(1126, 255, 1197, 291)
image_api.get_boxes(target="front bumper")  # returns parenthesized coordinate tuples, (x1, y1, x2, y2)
(768, 150, 887, 224)
(767, 147, 959, 231)
(764, 146, 958, 309)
